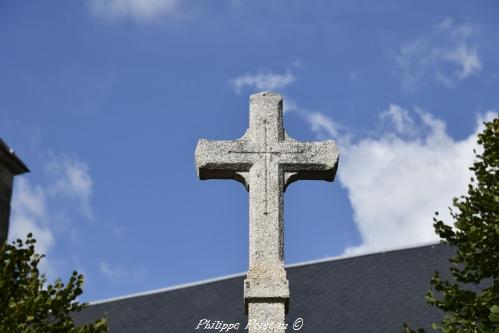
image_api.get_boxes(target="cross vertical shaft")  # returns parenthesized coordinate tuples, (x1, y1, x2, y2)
(195, 92, 339, 332)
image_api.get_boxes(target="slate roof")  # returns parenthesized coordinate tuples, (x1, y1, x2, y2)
(74, 243, 454, 332)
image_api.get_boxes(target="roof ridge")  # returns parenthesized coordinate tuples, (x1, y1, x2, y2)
(89, 272, 246, 306)
(286, 241, 441, 269)
(89, 241, 441, 306)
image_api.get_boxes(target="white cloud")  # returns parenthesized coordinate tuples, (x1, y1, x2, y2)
(9, 153, 95, 279)
(89, 0, 177, 22)
(284, 98, 343, 140)
(99, 261, 146, 282)
(230, 71, 296, 93)
(307, 112, 339, 138)
(99, 261, 123, 280)
(342, 109, 496, 255)
(45, 155, 94, 219)
(379, 104, 416, 136)
(10, 179, 53, 256)
(294, 103, 496, 255)
(282, 98, 302, 114)
(446, 44, 481, 80)
(396, 19, 482, 90)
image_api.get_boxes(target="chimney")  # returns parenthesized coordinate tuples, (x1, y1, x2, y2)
(0, 138, 29, 244)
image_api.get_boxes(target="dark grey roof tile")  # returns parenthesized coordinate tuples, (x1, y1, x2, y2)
(74, 243, 454, 332)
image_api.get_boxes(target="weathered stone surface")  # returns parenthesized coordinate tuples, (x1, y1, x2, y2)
(246, 302, 286, 333)
(195, 92, 339, 332)
(244, 278, 289, 314)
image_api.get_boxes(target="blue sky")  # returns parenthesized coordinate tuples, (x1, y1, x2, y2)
(1, 1, 498, 302)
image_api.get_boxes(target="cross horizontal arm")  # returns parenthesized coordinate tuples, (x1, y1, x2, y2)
(279, 136, 339, 188)
(195, 139, 256, 181)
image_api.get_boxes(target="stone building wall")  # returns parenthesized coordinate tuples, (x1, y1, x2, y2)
(0, 139, 28, 244)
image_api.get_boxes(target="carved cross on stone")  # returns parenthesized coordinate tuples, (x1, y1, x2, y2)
(195, 92, 339, 332)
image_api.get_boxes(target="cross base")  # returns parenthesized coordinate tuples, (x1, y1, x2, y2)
(246, 302, 286, 333)
(244, 278, 289, 314)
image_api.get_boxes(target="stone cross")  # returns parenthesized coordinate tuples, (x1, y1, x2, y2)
(195, 92, 339, 332)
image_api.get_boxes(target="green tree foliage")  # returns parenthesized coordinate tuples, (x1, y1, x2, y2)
(0, 233, 107, 333)
(405, 117, 499, 333)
